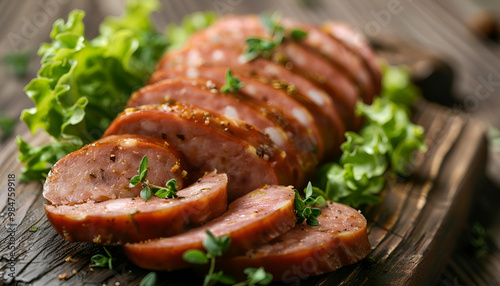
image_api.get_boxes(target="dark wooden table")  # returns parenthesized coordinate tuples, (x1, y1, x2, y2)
(1, 1, 500, 285)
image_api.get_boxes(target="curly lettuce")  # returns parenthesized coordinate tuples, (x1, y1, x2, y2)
(17, 0, 168, 182)
(314, 65, 427, 208)
(17, 2, 218, 182)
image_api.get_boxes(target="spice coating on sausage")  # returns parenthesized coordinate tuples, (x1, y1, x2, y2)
(218, 201, 371, 281)
(123, 185, 296, 270)
(188, 15, 361, 130)
(45, 172, 228, 244)
(43, 135, 186, 206)
(159, 46, 341, 159)
(149, 65, 335, 159)
(322, 21, 382, 96)
(128, 77, 312, 188)
(280, 17, 376, 104)
(103, 103, 294, 201)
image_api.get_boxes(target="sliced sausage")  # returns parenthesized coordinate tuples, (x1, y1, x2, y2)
(127, 77, 314, 188)
(218, 201, 371, 281)
(43, 135, 187, 206)
(280, 17, 375, 104)
(322, 21, 382, 96)
(124, 185, 296, 270)
(103, 103, 294, 201)
(158, 46, 342, 159)
(149, 66, 337, 160)
(187, 15, 360, 130)
(44, 172, 228, 244)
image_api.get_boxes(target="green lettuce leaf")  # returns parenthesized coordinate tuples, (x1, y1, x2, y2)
(17, 0, 168, 181)
(165, 11, 218, 49)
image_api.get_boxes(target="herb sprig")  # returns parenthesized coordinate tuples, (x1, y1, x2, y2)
(183, 230, 273, 286)
(243, 13, 307, 61)
(139, 272, 157, 286)
(221, 70, 245, 93)
(183, 230, 235, 286)
(294, 182, 325, 226)
(129, 155, 179, 201)
(233, 267, 273, 286)
(90, 246, 114, 269)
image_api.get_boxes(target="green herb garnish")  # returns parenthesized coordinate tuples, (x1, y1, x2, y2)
(129, 155, 179, 201)
(489, 125, 500, 152)
(166, 12, 218, 49)
(290, 28, 308, 41)
(294, 182, 325, 226)
(16, 0, 169, 182)
(3, 51, 31, 78)
(314, 65, 426, 208)
(244, 38, 279, 62)
(243, 13, 307, 61)
(243, 14, 285, 61)
(471, 222, 490, 258)
(183, 230, 235, 286)
(233, 267, 273, 286)
(139, 272, 157, 286)
(221, 70, 245, 93)
(183, 231, 272, 286)
(0, 114, 16, 141)
(28, 226, 38, 232)
(90, 246, 113, 269)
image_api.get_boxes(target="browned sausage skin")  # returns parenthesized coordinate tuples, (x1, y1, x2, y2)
(280, 17, 376, 104)
(124, 185, 296, 271)
(187, 15, 361, 130)
(43, 135, 187, 206)
(103, 103, 295, 201)
(128, 77, 315, 188)
(158, 46, 342, 159)
(45, 172, 228, 244)
(218, 202, 371, 281)
(322, 21, 382, 96)
(148, 66, 323, 157)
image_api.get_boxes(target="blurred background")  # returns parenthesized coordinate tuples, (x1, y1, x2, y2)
(1, 0, 500, 285)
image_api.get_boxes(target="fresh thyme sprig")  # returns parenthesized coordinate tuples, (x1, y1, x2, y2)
(129, 155, 179, 201)
(90, 246, 113, 269)
(221, 70, 245, 93)
(183, 230, 234, 286)
(294, 182, 325, 226)
(243, 13, 307, 61)
(233, 267, 273, 286)
(183, 230, 273, 286)
(139, 272, 157, 286)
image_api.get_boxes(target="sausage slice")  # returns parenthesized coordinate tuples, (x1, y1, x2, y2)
(218, 201, 371, 281)
(124, 185, 296, 270)
(127, 77, 314, 188)
(280, 17, 375, 104)
(158, 46, 342, 159)
(43, 135, 187, 206)
(187, 15, 360, 130)
(322, 21, 382, 96)
(149, 66, 335, 159)
(103, 103, 294, 201)
(44, 172, 228, 244)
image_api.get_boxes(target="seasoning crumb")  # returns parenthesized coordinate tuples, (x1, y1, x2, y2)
(72, 270, 77, 274)
(115, 282, 120, 286)
(58, 273, 69, 280)
(89, 268, 94, 271)
(65, 255, 76, 262)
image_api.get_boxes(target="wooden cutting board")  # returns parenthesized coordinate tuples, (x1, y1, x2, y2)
(0, 97, 487, 285)
(0, 0, 489, 284)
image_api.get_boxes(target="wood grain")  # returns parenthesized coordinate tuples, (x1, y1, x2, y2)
(0, 1, 496, 285)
